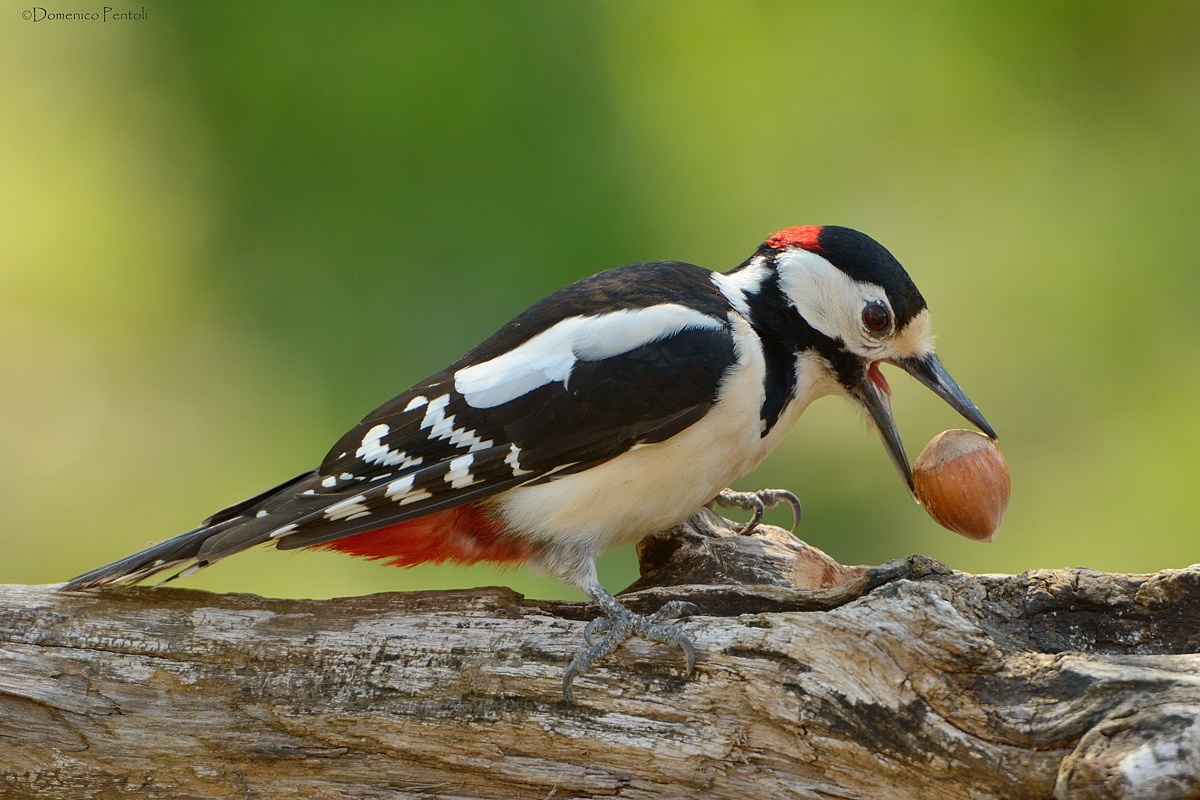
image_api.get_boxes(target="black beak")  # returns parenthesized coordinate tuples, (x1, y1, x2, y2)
(854, 353, 996, 495)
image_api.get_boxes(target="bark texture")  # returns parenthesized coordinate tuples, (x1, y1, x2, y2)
(2, 511, 1198, 799)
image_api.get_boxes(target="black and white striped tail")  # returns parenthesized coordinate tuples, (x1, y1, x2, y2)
(61, 519, 238, 590)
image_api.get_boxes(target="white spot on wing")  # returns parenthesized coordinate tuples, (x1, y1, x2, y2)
(419, 393, 495, 452)
(506, 444, 531, 476)
(431, 414, 456, 441)
(385, 475, 416, 500)
(268, 523, 299, 539)
(356, 424, 391, 462)
(398, 490, 433, 506)
(356, 421, 422, 470)
(390, 452, 421, 469)
(448, 425, 493, 452)
(324, 494, 370, 521)
(404, 395, 428, 412)
(453, 304, 724, 408)
(419, 394, 451, 430)
(444, 453, 476, 489)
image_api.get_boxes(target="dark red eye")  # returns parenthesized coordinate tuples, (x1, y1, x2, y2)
(862, 301, 891, 333)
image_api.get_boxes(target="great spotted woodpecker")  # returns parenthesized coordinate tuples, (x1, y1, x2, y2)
(64, 225, 995, 701)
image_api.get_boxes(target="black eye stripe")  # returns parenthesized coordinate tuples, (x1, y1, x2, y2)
(862, 301, 891, 333)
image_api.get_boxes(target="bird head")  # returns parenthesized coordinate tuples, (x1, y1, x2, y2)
(760, 225, 995, 494)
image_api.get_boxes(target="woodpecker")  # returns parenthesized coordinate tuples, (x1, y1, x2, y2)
(64, 225, 995, 701)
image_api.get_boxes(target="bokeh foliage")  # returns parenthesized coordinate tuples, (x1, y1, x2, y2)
(3, 2, 1198, 598)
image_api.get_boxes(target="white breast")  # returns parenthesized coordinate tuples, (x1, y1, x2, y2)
(491, 315, 834, 566)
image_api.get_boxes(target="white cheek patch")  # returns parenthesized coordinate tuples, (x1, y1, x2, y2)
(453, 304, 725, 409)
(776, 249, 927, 358)
(776, 250, 889, 347)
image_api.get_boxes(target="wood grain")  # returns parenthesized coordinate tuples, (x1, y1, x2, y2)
(3, 512, 1198, 799)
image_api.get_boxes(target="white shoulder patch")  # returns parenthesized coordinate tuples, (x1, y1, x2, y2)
(710, 256, 771, 317)
(453, 304, 724, 409)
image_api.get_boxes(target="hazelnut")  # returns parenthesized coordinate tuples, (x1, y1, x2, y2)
(912, 429, 1010, 542)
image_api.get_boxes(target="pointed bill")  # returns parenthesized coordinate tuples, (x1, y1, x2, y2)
(892, 354, 996, 440)
(853, 354, 996, 496)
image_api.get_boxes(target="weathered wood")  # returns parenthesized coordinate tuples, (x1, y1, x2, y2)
(2, 512, 1198, 799)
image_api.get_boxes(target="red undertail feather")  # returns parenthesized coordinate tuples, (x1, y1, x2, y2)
(312, 504, 532, 568)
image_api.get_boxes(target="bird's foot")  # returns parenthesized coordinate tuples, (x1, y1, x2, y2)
(563, 592, 698, 704)
(713, 487, 803, 535)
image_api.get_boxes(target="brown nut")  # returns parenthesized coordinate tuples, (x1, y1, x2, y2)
(913, 429, 1010, 542)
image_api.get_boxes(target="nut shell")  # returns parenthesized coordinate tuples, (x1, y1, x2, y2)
(913, 429, 1010, 542)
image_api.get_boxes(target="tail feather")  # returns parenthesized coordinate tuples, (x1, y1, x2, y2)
(61, 471, 327, 591)
(60, 518, 240, 590)
(60, 452, 532, 590)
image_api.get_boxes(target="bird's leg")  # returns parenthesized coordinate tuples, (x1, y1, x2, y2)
(562, 584, 698, 704)
(712, 488, 803, 535)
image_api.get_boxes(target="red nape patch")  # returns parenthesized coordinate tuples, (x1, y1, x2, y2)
(765, 225, 823, 252)
(312, 505, 533, 568)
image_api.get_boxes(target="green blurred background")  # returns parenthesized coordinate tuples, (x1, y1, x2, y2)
(4, 2, 1198, 599)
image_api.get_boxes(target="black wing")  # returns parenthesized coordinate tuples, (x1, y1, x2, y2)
(64, 261, 739, 585)
(270, 319, 737, 551)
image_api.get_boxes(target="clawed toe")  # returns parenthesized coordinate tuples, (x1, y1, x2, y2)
(563, 596, 699, 704)
(647, 600, 699, 624)
(713, 488, 803, 534)
(582, 615, 610, 644)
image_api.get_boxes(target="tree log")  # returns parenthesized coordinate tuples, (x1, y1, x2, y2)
(2, 511, 1198, 799)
